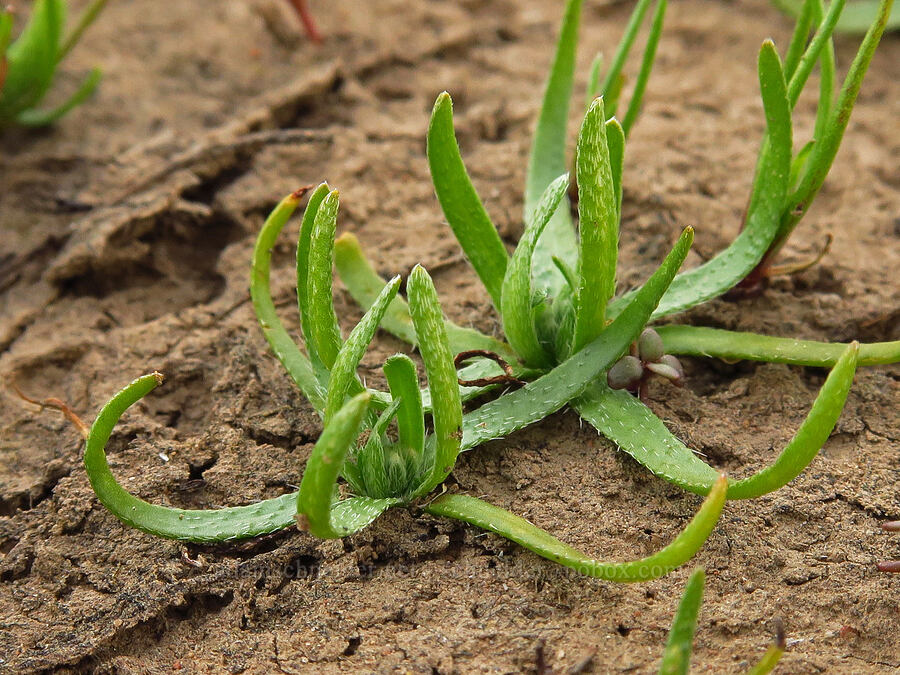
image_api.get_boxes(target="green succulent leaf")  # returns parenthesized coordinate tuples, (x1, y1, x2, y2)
(427, 92, 509, 310)
(333, 232, 518, 361)
(0, 0, 63, 119)
(306, 189, 344, 370)
(621, 0, 667, 137)
(656, 325, 900, 366)
(14, 67, 100, 126)
(298, 392, 400, 539)
(526, 0, 581, 299)
(251, 190, 326, 412)
(606, 117, 626, 218)
(598, 0, 654, 119)
(771, 0, 900, 33)
(771, 0, 893, 261)
(576, 343, 859, 498)
(407, 265, 464, 496)
(425, 475, 726, 582)
(658, 568, 705, 675)
(462, 227, 693, 450)
(501, 173, 569, 368)
(573, 96, 618, 353)
(384, 354, 426, 458)
(1, 0, 106, 126)
(323, 276, 401, 421)
(81, 374, 378, 542)
(296, 182, 332, 353)
(608, 38, 791, 319)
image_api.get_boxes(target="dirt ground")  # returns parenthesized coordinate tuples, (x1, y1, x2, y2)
(1, 0, 898, 672)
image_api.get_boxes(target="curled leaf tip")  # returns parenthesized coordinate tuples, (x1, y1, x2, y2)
(290, 184, 315, 201)
(152, 371, 165, 385)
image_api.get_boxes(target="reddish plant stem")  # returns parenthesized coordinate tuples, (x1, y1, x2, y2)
(287, 0, 323, 43)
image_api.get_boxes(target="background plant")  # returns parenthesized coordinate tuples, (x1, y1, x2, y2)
(658, 569, 785, 674)
(771, 0, 900, 33)
(0, 0, 107, 127)
(335, 0, 898, 500)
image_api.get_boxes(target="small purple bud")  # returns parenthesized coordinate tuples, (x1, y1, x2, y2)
(646, 354, 685, 385)
(638, 328, 665, 362)
(607, 355, 643, 390)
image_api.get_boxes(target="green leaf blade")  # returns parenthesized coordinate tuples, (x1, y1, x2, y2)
(656, 325, 900, 367)
(609, 40, 791, 320)
(251, 190, 325, 412)
(621, 0, 667, 137)
(384, 354, 426, 458)
(463, 227, 693, 450)
(306, 189, 344, 371)
(425, 475, 726, 582)
(407, 266, 463, 495)
(658, 568, 705, 675)
(298, 392, 375, 539)
(577, 343, 860, 498)
(501, 173, 569, 368)
(427, 92, 508, 309)
(574, 97, 618, 352)
(83, 373, 301, 542)
(324, 276, 401, 421)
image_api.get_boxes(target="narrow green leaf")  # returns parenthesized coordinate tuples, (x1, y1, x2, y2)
(777, 0, 892, 254)
(298, 393, 389, 539)
(786, 0, 846, 107)
(501, 173, 569, 368)
(384, 354, 425, 458)
(584, 52, 603, 112)
(552, 255, 579, 291)
(427, 92, 508, 309)
(16, 67, 100, 127)
(526, 0, 582, 212)
(772, 0, 900, 34)
(463, 228, 693, 450)
(658, 568, 705, 675)
(621, 0, 666, 137)
(296, 182, 331, 350)
(746, 639, 786, 675)
(575, 343, 860, 498)
(599, 0, 654, 118)
(606, 117, 625, 218)
(306, 189, 344, 370)
(608, 40, 791, 319)
(425, 475, 726, 582)
(324, 276, 401, 421)
(58, 0, 107, 61)
(250, 190, 325, 412)
(573, 97, 618, 352)
(333, 232, 517, 361)
(811, 0, 836, 144)
(782, 0, 815, 79)
(407, 266, 463, 496)
(526, 0, 580, 297)
(0, 0, 63, 118)
(84, 374, 301, 542)
(656, 324, 900, 366)
(789, 140, 815, 190)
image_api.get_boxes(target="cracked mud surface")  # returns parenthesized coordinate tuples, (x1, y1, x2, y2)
(1, 0, 898, 672)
